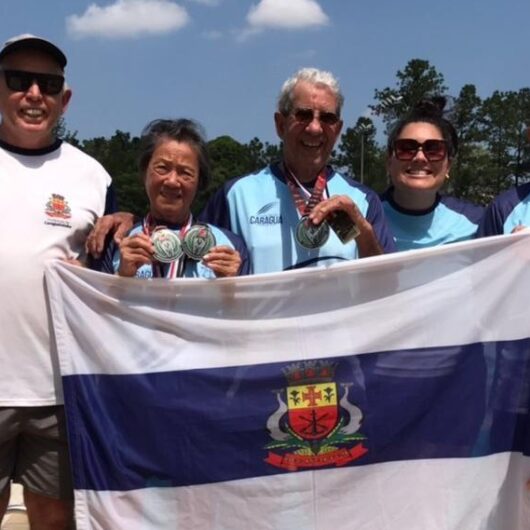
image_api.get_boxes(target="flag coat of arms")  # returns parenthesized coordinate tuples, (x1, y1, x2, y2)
(45, 234, 530, 529)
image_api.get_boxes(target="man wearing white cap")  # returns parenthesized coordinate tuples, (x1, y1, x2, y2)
(0, 34, 114, 529)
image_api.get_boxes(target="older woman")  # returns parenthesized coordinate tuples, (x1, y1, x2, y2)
(101, 119, 250, 278)
(380, 98, 484, 251)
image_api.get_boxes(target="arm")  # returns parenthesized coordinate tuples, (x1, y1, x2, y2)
(86, 212, 136, 259)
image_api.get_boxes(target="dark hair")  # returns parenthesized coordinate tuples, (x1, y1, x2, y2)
(138, 118, 210, 191)
(387, 97, 458, 158)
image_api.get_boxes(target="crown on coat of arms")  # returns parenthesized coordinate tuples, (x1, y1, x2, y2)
(283, 360, 337, 386)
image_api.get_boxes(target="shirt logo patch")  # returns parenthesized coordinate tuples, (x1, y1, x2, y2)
(44, 194, 72, 228)
(249, 202, 282, 225)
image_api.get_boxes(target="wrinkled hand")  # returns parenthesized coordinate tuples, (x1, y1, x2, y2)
(308, 195, 383, 257)
(118, 233, 154, 277)
(86, 212, 135, 258)
(202, 245, 242, 277)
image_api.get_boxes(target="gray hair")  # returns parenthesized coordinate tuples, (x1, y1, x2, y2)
(277, 67, 344, 116)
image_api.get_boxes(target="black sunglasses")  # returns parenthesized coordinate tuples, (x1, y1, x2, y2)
(1, 69, 65, 96)
(393, 139, 448, 162)
(291, 107, 340, 126)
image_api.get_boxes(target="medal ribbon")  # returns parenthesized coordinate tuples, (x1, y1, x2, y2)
(284, 165, 328, 217)
(142, 213, 193, 278)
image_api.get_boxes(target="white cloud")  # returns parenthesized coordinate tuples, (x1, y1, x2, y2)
(66, 0, 189, 39)
(247, 0, 328, 30)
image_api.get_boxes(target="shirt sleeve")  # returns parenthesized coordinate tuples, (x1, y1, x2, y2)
(365, 191, 397, 253)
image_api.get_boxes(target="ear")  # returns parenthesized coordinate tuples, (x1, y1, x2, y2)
(60, 88, 72, 114)
(274, 112, 286, 140)
(446, 158, 453, 173)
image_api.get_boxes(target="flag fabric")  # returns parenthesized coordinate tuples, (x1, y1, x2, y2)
(45, 234, 530, 530)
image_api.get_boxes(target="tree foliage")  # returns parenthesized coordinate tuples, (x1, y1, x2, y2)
(370, 59, 448, 131)
(59, 58, 528, 212)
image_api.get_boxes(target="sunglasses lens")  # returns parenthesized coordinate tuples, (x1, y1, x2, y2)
(293, 109, 314, 124)
(3, 70, 64, 95)
(4, 71, 30, 92)
(319, 112, 339, 125)
(394, 140, 418, 160)
(423, 140, 447, 161)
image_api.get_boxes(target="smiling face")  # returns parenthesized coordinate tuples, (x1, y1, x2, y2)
(387, 121, 452, 203)
(145, 139, 200, 225)
(0, 49, 71, 149)
(274, 80, 343, 183)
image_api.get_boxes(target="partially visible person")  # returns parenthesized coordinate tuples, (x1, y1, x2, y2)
(100, 118, 250, 278)
(199, 68, 395, 273)
(381, 97, 484, 251)
(476, 183, 530, 236)
(0, 34, 115, 529)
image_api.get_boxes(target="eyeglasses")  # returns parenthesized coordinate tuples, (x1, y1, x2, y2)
(291, 107, 340, 126)
(393, 139, 448, 162)
(1, 69, 65, 96)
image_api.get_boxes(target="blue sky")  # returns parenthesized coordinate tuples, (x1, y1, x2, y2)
(2, 0, 528, 145)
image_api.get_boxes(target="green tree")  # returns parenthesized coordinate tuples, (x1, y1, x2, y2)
(478, 89, 530, 198)
(449, 84, 483, 200)
(81, 131, 146, 216)
(370, 59, 447, 131)
(334, 117, 387, 192)
(194, 135, 254, 214)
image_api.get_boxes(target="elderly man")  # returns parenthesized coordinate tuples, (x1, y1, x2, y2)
(0, 35, 114, 529)
(88, 68, 394, 272)
(199, 68, 394, 272)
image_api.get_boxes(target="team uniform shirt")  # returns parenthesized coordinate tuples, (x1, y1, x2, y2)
(477, 183, 530, 236)
(0, 139, 114, 406)
(101, 221, 251, 278)
(199, 163, 395, 274)
(380, 188, 484, 251)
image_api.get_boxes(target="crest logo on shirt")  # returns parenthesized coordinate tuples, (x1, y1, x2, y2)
(44, 194, 72, 228)
(264, 360, 367, 471)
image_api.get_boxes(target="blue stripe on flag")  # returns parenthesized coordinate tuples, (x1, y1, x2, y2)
(63, 338, 530, 492)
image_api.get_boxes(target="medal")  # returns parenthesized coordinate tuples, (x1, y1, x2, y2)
(295, 215, 330, 249)
(285, 165, 330, 250)
(182, 224, 216, 261)
(151, 228, 183, 263)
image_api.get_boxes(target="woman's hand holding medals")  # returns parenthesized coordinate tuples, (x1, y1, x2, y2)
(118, 230, 242, 278)
(118, 232, 155, 277)
(202, 246, 242, 278)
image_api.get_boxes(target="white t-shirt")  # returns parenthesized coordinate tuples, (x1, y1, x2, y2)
(0, 140, 112, 406)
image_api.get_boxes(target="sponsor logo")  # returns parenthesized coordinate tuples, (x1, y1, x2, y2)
(249, 202, 282, 225)
(44, 193, 72, 228)
(265, 360, 367, 471)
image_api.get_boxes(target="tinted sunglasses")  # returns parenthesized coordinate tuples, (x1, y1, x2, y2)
(291, 107, 340, 126)
(393, 139, 448, 162)
(2, 69, 65, 96)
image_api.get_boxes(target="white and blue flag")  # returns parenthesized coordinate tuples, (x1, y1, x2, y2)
(45, 234, 530, 529)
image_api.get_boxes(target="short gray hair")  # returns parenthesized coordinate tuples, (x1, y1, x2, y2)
(277, 67, 344, 116)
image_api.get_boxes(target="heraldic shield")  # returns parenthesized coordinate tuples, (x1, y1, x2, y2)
(265, 360, 368, 471)
(287, 382, 338, 441)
